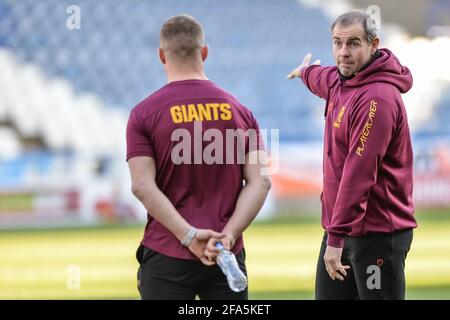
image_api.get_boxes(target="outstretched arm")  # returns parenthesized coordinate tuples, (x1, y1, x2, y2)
(286, 53, 321, 79)
(287, 53, 336, 100)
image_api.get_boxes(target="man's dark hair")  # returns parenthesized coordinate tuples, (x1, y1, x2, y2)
(160, 14, 204, 62)
(331, 10, 378, 43)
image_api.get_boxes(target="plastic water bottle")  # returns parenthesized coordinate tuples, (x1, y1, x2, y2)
(215, 242, 247, 292)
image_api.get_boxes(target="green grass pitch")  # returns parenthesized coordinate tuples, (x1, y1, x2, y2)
(1, 213, 450, 299)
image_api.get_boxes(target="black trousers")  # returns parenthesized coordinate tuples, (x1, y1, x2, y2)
(315, 229, 413, 300)
(136, 245, 248, 300)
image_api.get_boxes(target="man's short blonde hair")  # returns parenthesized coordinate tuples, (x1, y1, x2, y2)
(160, 14, 205, 62)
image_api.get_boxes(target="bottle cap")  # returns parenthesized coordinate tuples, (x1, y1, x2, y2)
(215, 242, 224, 250)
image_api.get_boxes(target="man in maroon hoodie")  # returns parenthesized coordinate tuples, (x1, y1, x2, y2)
(287, 10, 417, 299)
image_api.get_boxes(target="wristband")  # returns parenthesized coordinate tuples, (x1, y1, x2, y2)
(181, 227, 197, 247)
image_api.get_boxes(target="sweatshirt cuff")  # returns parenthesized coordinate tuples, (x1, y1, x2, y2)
(300, 66, 309, 85)
(326, 232, 345, 248)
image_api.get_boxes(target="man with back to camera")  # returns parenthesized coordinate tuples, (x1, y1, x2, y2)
(287, 10, 417, 299)
(126, 14, 271, 300)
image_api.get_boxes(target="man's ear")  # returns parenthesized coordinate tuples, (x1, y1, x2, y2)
(201, 45, 208, 62)
(370, 37, 380, 55)
(159, 48, 166, 64)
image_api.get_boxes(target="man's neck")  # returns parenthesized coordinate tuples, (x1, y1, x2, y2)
(167, 72, 208, 83)
(166, 64, 208, 83)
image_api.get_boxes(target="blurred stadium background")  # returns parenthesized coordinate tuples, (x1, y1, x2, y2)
(0, 0, 450, 299)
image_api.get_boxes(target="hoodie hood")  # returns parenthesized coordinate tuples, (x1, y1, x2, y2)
(343, 48, 413, 94)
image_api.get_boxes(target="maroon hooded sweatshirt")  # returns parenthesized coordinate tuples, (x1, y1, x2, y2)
(301, 48, 417, 248)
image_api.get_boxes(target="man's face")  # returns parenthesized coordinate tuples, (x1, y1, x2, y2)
(332, 23, 375, 76)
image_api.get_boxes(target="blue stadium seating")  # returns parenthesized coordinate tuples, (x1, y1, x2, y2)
(414, 87, 450, 137)
(0, 0, 335, 141)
